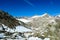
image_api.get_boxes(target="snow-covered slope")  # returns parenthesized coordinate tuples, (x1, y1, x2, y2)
(0, 24, 32, 33)
(15, 26, 32, 32)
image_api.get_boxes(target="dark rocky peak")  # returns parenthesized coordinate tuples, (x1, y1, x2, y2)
(0, 10, 20, 29)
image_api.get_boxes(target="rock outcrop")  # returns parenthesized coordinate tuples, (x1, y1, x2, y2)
(0, 10, 20, 29)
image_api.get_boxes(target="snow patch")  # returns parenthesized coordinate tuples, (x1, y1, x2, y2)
(31, 15, 40, 18)
(28, 37, 50, 40)
(15, 26, 32, 32)
(0, 33, 5, 38)
(17, 19, 31, 23)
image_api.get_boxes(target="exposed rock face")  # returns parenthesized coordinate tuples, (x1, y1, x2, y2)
(0, 10, 20, 29)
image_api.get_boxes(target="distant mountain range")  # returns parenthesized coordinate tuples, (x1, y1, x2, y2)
(0, 10, 60, 40)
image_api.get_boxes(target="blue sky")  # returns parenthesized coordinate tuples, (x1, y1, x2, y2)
(0, 0, 60, 16)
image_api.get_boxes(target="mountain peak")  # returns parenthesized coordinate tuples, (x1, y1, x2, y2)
(43, 13, 48, 15)
(40, 13, 51, 18)
(31, 15, 40, 18)
(31, 13, 50, 19)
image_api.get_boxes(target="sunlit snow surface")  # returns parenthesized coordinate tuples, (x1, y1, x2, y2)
(17, 19, 31, 23)
(15, 26, 32, 32)
(28, 37, 50, 40)
(0, 33, 4, 38)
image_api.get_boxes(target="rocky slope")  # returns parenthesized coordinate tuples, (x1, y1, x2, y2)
(0, 10, 29, 39)
(0, 10, 20, 29)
